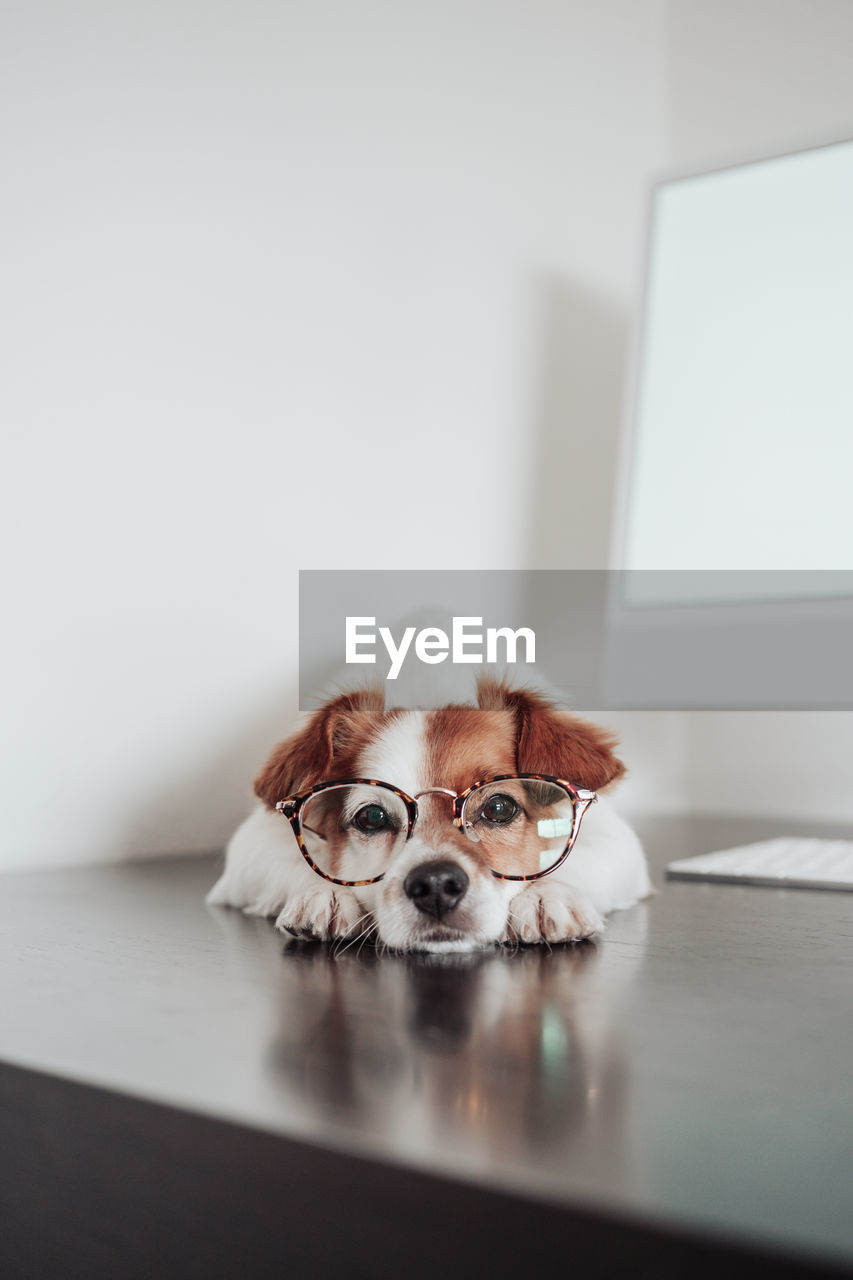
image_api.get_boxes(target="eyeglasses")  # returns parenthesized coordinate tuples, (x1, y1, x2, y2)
(275, 775, 596, 887)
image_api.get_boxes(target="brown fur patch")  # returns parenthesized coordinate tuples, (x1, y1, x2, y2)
(423, 706, 518, 792)
(254, 688, 390, 806)
(476, 679, 625, 790)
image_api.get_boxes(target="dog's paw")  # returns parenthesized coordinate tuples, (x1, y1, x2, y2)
(503, 882, 603, 945)
(275, 888, 366, 942)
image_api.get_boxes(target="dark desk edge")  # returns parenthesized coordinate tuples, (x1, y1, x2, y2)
(2, 1060, 849, 1280)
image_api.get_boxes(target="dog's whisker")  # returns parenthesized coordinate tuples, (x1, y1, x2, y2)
(339, 909, 373, 937)
(329, 908, 371, 937)
(357, 925, 379, 960)
(356, 930, 375, 959)
(331, 927, 366, 959)
(503, 907, 529, 949)
(333, 916, 377, 958)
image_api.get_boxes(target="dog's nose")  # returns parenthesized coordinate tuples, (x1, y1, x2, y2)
(403, 860, 469, 919)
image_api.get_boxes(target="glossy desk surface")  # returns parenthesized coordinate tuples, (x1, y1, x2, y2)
(2, 815, 852, 1273)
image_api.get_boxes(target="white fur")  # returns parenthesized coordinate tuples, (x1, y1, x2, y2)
(359, 709, 426, 796)
(207, 707, 652, 952)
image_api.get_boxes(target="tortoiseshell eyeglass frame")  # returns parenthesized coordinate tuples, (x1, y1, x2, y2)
(274, 774, 597, 888)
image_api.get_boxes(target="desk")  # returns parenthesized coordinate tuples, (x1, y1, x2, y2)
(2, 816, 852, 1278)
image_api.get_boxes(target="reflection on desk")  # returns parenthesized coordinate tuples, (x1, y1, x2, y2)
(1, 815, 852, 1278)
(265, 936, 641, 1189)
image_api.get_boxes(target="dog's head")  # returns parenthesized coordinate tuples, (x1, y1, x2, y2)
(254, 681, 624, 953)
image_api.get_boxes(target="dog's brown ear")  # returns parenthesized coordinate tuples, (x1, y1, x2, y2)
(253, 688, 385, 807)
(477, 678, 624, 790)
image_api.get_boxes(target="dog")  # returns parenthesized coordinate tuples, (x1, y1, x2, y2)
(206, 680, 651, 953)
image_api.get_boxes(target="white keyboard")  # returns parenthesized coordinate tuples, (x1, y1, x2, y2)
(666, 837, 853, 892)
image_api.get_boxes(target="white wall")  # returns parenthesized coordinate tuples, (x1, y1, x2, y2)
(662, 0, 853, 822)
(6, 1, 850, 873)
(0, 1, 673, 870)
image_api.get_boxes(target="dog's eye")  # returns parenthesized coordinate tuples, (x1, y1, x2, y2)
(478, 794, 519, 825)
(352, 803, 393, 833)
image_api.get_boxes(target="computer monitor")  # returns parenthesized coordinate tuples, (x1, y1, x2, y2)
(606, 138, 853, 708)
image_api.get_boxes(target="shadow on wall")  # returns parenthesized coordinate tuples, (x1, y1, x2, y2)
(520, 276, 688, 815)
(524, 274, 630, 573)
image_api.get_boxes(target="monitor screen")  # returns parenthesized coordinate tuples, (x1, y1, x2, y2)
(619, 138, 853, 606)
(606, 139, 853, 706)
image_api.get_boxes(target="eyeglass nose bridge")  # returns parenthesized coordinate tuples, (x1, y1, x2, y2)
(409, 787, 464, 837)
